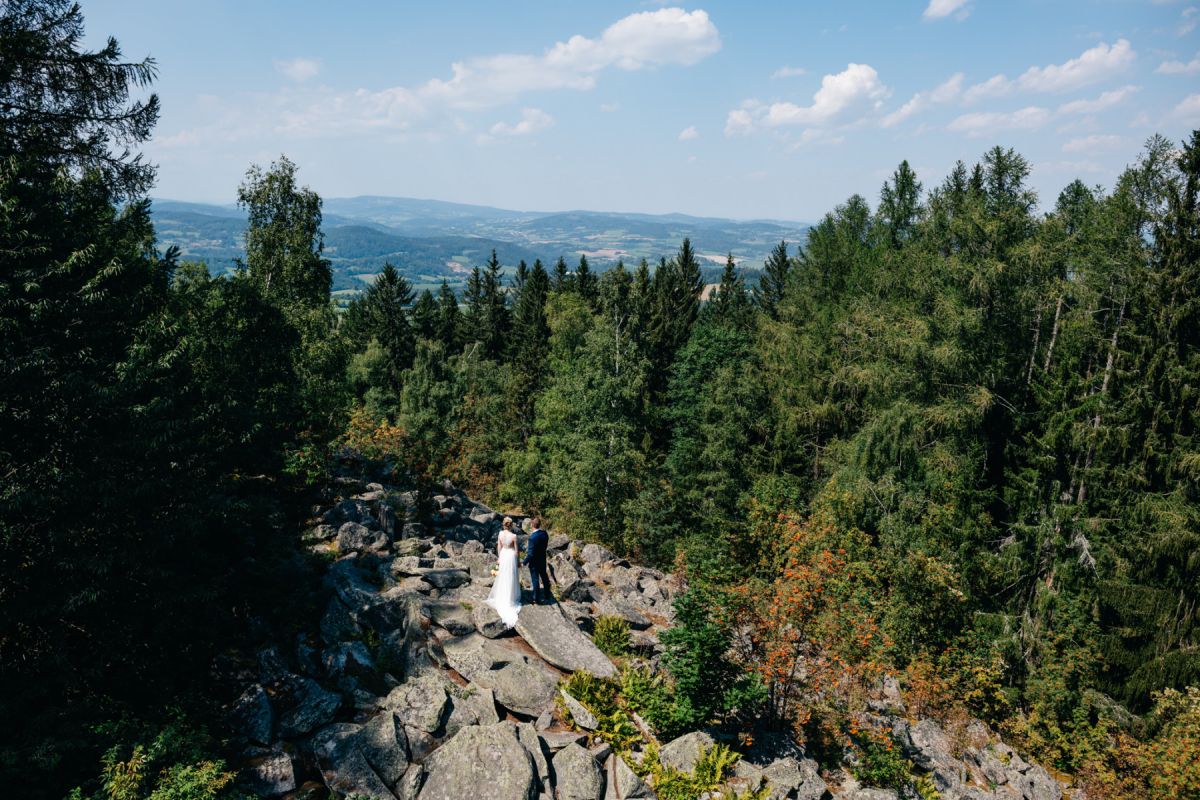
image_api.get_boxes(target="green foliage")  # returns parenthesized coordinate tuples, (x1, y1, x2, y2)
(593, 615, 632, 657)
(849, 737, 910, 791)
(640, 742, 745, 800)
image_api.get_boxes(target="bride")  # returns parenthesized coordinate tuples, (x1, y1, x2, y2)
(485, 517, 522, 627)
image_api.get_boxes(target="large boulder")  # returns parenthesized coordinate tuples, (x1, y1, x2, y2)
(472, 602, 511, 638)
(359, 710, 411, 787)
(515, 603, 617, 678)
(580, 543, 614, 564)
(421, 569, 472, 591)
(553, 742, 605, 800)
(275, 675, 342, 738)
(475, 661, 557, 717)
(761, 757, 826, 800)
(604, 753, 653, 800)
(382, 674, 451, 733)
(417, 722, 538, 800)
(312, 723, 396, 800)
(338, 521, 390, 553)
(230, 684, 274, 745)
(595, 596, 652, 630)
(658, 730, 715, 774)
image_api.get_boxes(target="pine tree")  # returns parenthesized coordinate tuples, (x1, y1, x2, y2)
(876, 160, 923, 246)
(576, 254, 598, 306)
(710, 253, 753, 330)
(511, 259, 552, 441)
(461, 266, 486, 352)
(436, 280, 461, 352)
(553, 255, 573, 292)
(359, 263, 415, 396)
(411, 288, 438, 340)
(754, 240, 791, 320)
(481, 249, 509, 360)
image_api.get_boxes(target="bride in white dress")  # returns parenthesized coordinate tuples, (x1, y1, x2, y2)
(485, 517, 522, 627)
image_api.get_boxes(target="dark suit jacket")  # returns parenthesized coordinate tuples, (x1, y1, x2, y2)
(523, 528, 548, 568)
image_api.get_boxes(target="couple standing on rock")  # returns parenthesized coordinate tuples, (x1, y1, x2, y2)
(485, 516, 553, 628)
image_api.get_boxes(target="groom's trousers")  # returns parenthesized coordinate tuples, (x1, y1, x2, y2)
(529, 561, 553, 603)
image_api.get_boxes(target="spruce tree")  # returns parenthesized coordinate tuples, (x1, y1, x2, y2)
(481, 249, 509, 360)
(553, 255, 573, 292)
(576, 254, 598, 306)
(436, 280, 461, 352)
(754, 240, 791, 320)
(411, 288, 438, 340)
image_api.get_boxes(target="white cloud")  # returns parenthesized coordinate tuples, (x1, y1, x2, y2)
(771, 66, 807, 79)
(678, 125, 699, 141)
(1179, 7, 1198, 36)
(923, 0, 970, 20)
(182, 8, 720, 144)
(1016, 39, 1135, 93)
(1057, 85, 1140, 114)
(1173, 93, 1200, 120)
(882, 72, 963, 127)
(767, 63, 890, 126)
(488, 107, 555, 137)
(275, 57, 320, 82)
(1062, 134, 1125, 153)
(724, 106, 756, 137)
(963, 74, 1014, 104)
(725, 64, 888, 141)
(1157, 53, 1200, 74)
(947, 106, 1051, 136)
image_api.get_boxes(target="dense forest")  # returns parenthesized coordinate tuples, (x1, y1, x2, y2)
(1, 2, 1198, 799)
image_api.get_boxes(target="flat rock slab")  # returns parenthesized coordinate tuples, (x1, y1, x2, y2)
(515, 604, 616, 678)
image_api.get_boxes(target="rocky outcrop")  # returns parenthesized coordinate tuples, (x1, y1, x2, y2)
(227, 476, 1064, 800)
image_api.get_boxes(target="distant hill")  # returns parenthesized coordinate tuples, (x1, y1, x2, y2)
(150, 196, 810, 293)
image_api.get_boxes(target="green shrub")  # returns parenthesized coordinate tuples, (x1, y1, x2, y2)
(593, 615, 632, 657)
(641, 742, 752, 800)
(850, 737, 911, 791)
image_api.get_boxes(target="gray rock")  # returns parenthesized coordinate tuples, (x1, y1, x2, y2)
(275, 676, 342, 738)
(320, 597, 360, 643)
(515, 603, 617, 678)
(421, 568, 472, 590)
(382, 674, 450, 733)
(428, 599, 476, 636)
(553, 743, 605, 800)
(658, 730, 715, 774)
(395, 764, 424, 800)
(326, 557, 380, 607)
(605, 754, 653, 800)
(540, 731, 588, 751)
(359, 711, 410, 786)
(473, 602, 511, 638)
(230, 684, 273, 745)
(462, 539, 485, 554)
(323, 499, 365, 526)
(589, 741, 613, 763)
(761, 757, 826, 800)
(323, 640, 377, 680)
(242, 749, 295, 796)
(417, 723, 537, 800)
(442, 632, 511, 682)
(444, 684, 499, 737)
(595, 596, 652, 630)
(516, 722, 552, 792)
(560, 689, 599, 730)
(580, 543, 614, 564)
(312, 723, 396, 800)
(477, 661, 558, 717)
(338, 521, 389, 553)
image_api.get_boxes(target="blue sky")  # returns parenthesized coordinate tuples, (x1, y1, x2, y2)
(83, 0, 1200, 221)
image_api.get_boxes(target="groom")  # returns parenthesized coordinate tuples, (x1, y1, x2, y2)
(523, 516, 553, 605)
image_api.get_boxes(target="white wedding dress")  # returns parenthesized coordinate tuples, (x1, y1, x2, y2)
(485, 529, 522, 627)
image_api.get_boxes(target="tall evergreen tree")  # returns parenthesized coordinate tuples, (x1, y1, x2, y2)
(576, 254, 598, 306)
(553, 255, 573, 293)
(411, 288, 438, 340)
(754, 240, 791, 320)
(436, 280, 461, 351)
(709, 253, 753, 330)
(481, 249, 509, 360)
